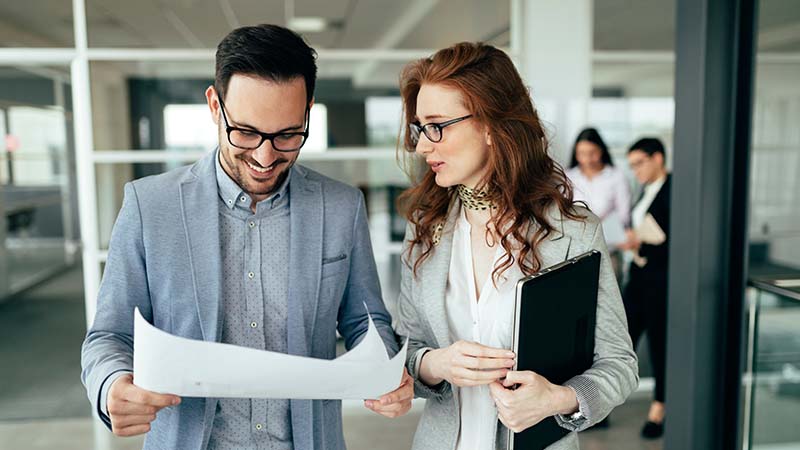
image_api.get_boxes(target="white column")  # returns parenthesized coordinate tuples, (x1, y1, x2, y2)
(71, 0, 100, 327)
(71, 0, 110, 443)
(515, 0, 592, 164)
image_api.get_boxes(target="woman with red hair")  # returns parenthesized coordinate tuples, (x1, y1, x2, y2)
(393, 42, 638, 450)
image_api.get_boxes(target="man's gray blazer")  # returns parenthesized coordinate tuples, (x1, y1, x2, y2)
(395, 201, 639, 450)
(81, 150, 398, 450)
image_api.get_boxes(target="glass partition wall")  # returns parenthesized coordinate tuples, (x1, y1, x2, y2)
(0, 0, 515, 323)
(0, 66, 77, 301)
(741, 1, 800, 447)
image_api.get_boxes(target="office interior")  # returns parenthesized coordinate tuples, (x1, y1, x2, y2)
(0, 0, 798, 449)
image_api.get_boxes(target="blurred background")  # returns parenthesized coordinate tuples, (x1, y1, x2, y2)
(0, 0, 798, 449)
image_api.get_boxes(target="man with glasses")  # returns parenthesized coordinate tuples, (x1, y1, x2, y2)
(81, 24, 413, 450)
(620, 137, 671, 439)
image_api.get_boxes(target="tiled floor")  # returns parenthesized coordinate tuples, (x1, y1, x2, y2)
(0, 265, 89, 421)
(0, 266, 666, 450)
(0, 395, 662, 450)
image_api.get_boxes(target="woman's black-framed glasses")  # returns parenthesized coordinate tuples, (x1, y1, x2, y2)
(218, 97, 310, 152)
(408, 114, 473, 148)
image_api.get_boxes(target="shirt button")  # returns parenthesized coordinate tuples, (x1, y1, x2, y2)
(240, 196, 247, 202)
(249, 221, 255, 228)
(255, 423, 263, 430)
(227, 199, 233, 205)
(250, 321, 258, 328)
(247, 272, 255, 279)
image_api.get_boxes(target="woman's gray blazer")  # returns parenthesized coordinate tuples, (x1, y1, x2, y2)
(394, 201, 639, 450)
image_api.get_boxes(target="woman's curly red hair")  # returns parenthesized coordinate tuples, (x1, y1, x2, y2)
(397, 42, 583, 282)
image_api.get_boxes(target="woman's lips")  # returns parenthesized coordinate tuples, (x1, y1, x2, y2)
(428, 161, 445, 172)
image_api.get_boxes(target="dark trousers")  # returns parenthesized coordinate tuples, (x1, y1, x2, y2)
(623, 266, 668, 403)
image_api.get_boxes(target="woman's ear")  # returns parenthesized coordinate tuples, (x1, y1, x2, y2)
(485, 127, 493, 147)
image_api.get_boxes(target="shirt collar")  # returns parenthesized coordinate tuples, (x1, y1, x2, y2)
(215, 149, 292, 211)
(645, 174, 667, 194)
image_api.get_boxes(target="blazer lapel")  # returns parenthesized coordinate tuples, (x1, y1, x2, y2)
(179, 151, 222, 342)
(420, 199, 460, 349)
(286, 166, 322, 450)
(286, 166, 323, 357)
(534, 205, 574, 265)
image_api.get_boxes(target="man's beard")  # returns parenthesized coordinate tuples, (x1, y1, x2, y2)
(220, 144, 294, 197)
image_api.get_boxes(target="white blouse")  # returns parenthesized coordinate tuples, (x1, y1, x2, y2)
(631, 175, 666, 230)
(566, 165, 631, 227)
(446, 207, 523, 450)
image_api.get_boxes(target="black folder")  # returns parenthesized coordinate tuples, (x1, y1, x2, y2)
(507, 250, 601, 450)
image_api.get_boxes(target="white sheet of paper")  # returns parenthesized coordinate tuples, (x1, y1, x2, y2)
(601, 212, 627, 247)
(636, 213, 666, 245)
(133, 307, 407, 400)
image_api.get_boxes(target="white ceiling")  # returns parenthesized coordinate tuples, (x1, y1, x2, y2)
(1, 0, 797, 50)
(0, 0, 507, 49)
(0, 0, 798, 90)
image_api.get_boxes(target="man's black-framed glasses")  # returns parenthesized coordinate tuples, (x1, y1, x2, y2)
(408, 114, 473, 148)
(218, 96, 310, 152)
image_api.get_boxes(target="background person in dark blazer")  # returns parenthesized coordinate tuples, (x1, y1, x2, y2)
(619, 137, 671, 439)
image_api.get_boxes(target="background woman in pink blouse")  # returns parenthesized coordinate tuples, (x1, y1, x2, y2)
(566, 128, 631, 279)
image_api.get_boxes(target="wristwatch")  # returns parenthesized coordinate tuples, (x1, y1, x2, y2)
(567, 411, 585, 422)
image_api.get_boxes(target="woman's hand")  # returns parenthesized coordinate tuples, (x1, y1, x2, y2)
(489, 370, 579, 433)
(419, 341, 515, 387)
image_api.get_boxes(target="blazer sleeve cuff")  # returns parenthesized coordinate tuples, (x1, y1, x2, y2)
(407, 347, 450, 399)
(97, 370, 133, 429)
(555, 378, 594, 432)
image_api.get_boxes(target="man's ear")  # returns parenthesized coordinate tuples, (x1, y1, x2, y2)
(654, 152, 665, 167)
(206, 85, 219, 125)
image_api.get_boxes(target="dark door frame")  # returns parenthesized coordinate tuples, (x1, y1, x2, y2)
(667, 0, 758, 449)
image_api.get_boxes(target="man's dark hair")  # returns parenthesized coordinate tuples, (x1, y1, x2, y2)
(628, 137, 666, 157)
(215, 24, 317, 103)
